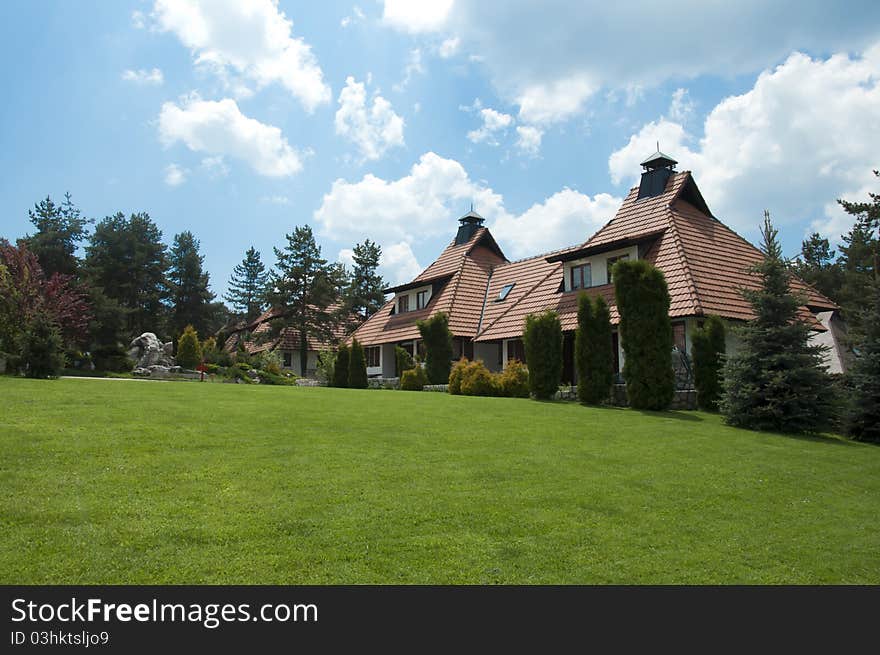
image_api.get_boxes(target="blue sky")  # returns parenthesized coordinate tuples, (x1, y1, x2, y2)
(1, 1, 879, 298)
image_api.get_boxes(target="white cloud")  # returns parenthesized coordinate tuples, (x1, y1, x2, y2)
(158, 96, 304, 177)
(341, 5, 365, 28)
(335, 76, 405, 161)
(315, 151, 620, 259)
(200, 155, 229, 177)
(122, 68, 164, 85)
(467, 108, 513, 145)
(394, 48, 425, 92)
(164, 163, 187, 186)
(668, 88, 694, 123)
(380, 242, 423, 285)
(153, 0, 330, 111)
(490, 188, 620, 257)
(438, 37, 460, 58)
(382, 0, 454, 34)
(608, 45, 880, 241)
(515, 125, 543, 157)
(516, 74, 596, 125)
(131, 10, 147, 29)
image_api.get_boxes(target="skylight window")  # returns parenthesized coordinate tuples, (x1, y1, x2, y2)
(497, 283, 515, 301)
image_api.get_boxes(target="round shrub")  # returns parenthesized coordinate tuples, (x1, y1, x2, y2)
(400, 366, 428, 390)
(498, 359, 529, 398)
(460, 360, 496, 396)
(448, 357, 468, 394)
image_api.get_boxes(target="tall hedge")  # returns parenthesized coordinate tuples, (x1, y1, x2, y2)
(176, 325, 202, 370)
(333, 344, 350, 388)
(523, 310, 563, 399)
(690, 315, 726, 411)
(416, 312, 454, 384)
(575, 293, 614, 404)
(348, 338, 368, 388)
(613, 259, 675, 410)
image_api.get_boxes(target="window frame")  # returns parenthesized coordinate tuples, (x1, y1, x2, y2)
(416, 290, 428, 310)
(365, 346, 380, 368)
(570, 263, 592, 290)
(398, 295, 409, 313)
(497, 283, 515, 302)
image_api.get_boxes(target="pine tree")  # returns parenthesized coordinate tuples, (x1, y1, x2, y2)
(345, 239, 385, 320)
(837, 172, 879, 340)
(690, 315, 726, 412)
(333, 344, 350, 388)
(523, 310, 563, 400)
(416, 312, 454, 384)
(268, 225, 344, 376)
(847, 277, 880, 442)
(614, 259, 675, 410)
(25, 193, 91, 278)
(720, 214, 833, 433)
(575, 294, 614, 405)
(792, 233, 843, 303)
(167, 231, 215, 336)
(225, 246, 270, 323)
(176, 325, 202, 370)
(348, 338, 368, 388)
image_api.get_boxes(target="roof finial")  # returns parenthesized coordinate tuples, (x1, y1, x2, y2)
(470, 201, 474, 212)
(656, 140, 660, 152)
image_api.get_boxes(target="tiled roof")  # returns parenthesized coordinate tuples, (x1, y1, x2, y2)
(224, 304, 349, 354)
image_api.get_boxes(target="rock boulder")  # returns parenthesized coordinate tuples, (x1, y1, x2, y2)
(128, 332, 176, 369)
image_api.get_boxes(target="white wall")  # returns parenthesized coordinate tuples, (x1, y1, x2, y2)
(562, 245, 638, 292)
(281, 350, 319, 377)
(393, 284, 432, 313)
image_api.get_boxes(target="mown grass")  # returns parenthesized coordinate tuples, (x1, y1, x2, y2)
(1, 377, 878, 584)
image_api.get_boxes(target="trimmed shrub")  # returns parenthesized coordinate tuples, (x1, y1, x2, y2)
(691, 315, 726, 411)
(348, 338, 368, 388)
(460, 360, 497, 396)
(20, 311, 65, 378)
(176, 325, 203, 370)
(417, 312, 454, 384)
(523, 311, 563, 399)
(575, 293, 614, 405)
(498, 359, 529, 398)
(333, 344, 350, 388)
(613, 259, 674, 410)
(400, 365, 428, 390)
(395, 345, 415, 376)
(448, 357, 468, 394)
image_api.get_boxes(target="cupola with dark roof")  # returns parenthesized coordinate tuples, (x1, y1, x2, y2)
(638, 148, 678, 199)
(454, 206, 485, 245)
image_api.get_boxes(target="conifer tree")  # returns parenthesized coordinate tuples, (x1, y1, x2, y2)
(575, 294, 614, 404)
(691, 315, 726, 412)
(25, 193, 91, 278)
(416, 312, 454, 384)
(837, 172, 879, 340)
(523, 310, 563, 400)
(720, 214, 832, 433)
(225, 246, 269, 323)
(167, 231, 215, 336)
(847, 277, 880, 442)
(345, 239, 385, 320)
(333, 344, 350, 388)
(348, 338, 368, 388)
(176, 325, 202, 370)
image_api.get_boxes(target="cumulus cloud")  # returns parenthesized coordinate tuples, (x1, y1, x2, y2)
(158, 96, 304, 177)
(394, 48, 425, 92)
(668, 88, 694, 123)
(515, 74, 596, 125)
(153, 0, 330, 111)
(122, 68, 164, 85)
(340, 241, 423, 286)
(515, 125, 543, 157)
(382, 0, 454, 34)
(315, 151, 619, 259)
(200, 155, 229, 177)
(163, 163, 187, 186)
(608, 45, 880, 240)
(335, 76, 405, 160)
(467, 108, 513, 145)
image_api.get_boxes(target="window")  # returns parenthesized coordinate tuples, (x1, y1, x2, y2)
(496, 283, 515, 301)
(283, 352, 292, 368)
(606, 254, 629, 285)
(398, 295, 409, 313)
(416, 290, 428, 309)
(365, 346, 380, 368)
(672, 322, 686, 352)
(507, 339, 525, 363)
(570, 263, 591, 290)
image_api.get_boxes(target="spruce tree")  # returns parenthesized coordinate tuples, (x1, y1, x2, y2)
(333, 344, 350, 388)
(523, 310, 563, 400)
(575, 294, 614, 405)
(837, 172, 879, 340)
(847, 278, 880, 442)
(690, 315, 726, 412)
(268, 225, 345, 376)
(167, 231, 215, 336)
(720, 214, 833, 433)
(348, 338, 368, 388)
(416, 312, 454, 384)
(614, 259, 675, 410)
(792, 233, 843, 303)
(345, 239, 385, 320)
(225, 246, 269, 323)
(25, 193, 91, 278)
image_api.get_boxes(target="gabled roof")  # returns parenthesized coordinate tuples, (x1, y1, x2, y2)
(351, 226, 507, 346)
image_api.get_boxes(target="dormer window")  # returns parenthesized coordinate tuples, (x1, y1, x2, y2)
(571, 263, 591, 290)
(398, 295, 409, 313)
(496, 283, 515, 301)
(416, 290, 428, 309)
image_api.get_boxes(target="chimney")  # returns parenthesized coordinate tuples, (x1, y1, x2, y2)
(454, 206, 485, 245)
(638, 149, 677, 199)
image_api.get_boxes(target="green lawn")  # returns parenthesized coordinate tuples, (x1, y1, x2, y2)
(1, 377, 878, 584)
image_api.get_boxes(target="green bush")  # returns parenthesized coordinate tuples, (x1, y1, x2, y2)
(176, 325, 203, 370)
(400, 366, 428, 390)
(460, 360, 497, 396)
(257, 349, 283, 376)
(201, 336, 218, 364)
(348, 338, 368, 388)
(691, 315, 726, 411)
(498, 359, 529, 398)
(206, 363, 220, 374)
(523, 311, 563, 399)
(395, 346, 415, 376)
(448, 357, 468, 394)
(20, 311, 65, 378)
(417, 312, 454, 384)
(333, 345, 350, 388)
(613, 259, 674, 410)
(258, 370, 296, 386)
(575, 293, 614, 405)
(315, 347, 337, 384)
(225, 366, 253, 383)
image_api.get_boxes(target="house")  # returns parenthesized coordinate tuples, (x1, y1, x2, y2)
(350, 151, 845, 380)
(223, 306, 350, 377)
